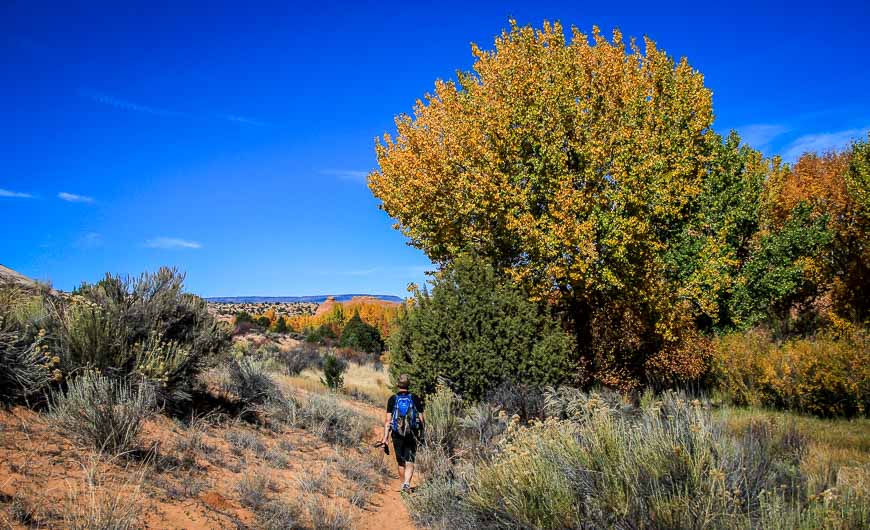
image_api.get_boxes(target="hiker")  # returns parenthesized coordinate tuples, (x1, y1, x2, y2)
(380, 373, 424, 492)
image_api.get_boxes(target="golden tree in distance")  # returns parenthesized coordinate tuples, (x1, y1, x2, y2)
(369, 21, 716, 388)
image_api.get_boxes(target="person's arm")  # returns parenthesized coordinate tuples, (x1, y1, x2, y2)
(382, 396, 393, 444)
(382, 411, 391, 444)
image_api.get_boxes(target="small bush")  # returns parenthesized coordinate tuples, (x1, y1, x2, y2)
(405, 476, 478, 530)
(50, 267, 230, 411)
(460, 402, 505, 447)
(423, 384, 463, 453)
(236, 471, 272, 509)
(269, 343, 321, 376)
(485, 380, 545, 422)
(225, 429, 267, 457)
(258, 500, 303, 530)
(224, 358, 279, 406)
(296, 469, 330, 495)
(48, 372, 156, 453)
(320, 353, 347, 391)
(305, 323, 336, 344)
(303, 496, 353, 530)
(388, 254, 575, 400)
(0, 325, 56, 405)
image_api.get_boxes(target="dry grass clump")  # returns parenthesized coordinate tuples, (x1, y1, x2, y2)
(235, 469, 275, 509)
(61, 455, 144, 530)
(225, 428, 267, 457)
(47, 372, 156, 453)
(302, 495, 353, 530)
(295, 393, 373, 447)
(224, 357, 279, 407)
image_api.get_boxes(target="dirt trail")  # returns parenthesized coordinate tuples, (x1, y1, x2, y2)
(358, 476, 416, 530)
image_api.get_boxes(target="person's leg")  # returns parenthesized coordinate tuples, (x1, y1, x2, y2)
(403, 436, 418, 488)
(404, 462, 415, 485)
(392, 433, 406, 481)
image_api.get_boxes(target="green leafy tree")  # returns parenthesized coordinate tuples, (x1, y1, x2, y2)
(730, 204, 834, 332)
(256, 315, 271, 329)
(339, 312, 383, 354)
(388, 254, 575, 400)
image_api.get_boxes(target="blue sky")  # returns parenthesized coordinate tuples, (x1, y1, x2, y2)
(2, 1, 868, 297)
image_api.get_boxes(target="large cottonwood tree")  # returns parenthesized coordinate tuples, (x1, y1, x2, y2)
(370, 21, 716, 389)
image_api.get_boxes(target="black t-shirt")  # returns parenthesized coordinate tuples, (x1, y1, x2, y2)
(386, 391, 425, 414)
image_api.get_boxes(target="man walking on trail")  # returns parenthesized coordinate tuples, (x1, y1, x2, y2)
(381, 373, 424, 492)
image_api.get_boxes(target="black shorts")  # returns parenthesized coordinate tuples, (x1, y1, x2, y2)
(391, 432, 418, 465)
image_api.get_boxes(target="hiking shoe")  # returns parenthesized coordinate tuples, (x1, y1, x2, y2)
(401, 483, 411, 493)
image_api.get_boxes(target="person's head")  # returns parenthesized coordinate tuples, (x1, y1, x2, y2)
(397, 374, 411, 391)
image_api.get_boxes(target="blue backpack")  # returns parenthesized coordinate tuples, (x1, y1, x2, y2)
(391, 393, 418, 437)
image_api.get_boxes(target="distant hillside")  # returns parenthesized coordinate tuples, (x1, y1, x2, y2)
(206, 294, 404, 304)
(0, 264, 39, 289)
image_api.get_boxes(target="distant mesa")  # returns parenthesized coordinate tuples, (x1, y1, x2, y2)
(206, 294, 404, 304)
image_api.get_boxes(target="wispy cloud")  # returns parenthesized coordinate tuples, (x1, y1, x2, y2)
(75, 232, 103, 248)
(320, 169, 370, 183)
(782, 127, 869, 162)
(80, 90, 186, 118)
(737, 124, 790, 150)
(217, 114, 269, 127)
(58, 192, 95, 204)
(80, 89, 268, 127)
(144, 237, 202, 249)
(0, 188, 34, 198)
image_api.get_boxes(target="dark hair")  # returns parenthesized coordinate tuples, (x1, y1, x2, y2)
(397, 373, 411, 389)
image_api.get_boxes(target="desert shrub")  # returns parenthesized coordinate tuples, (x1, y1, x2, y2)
(225, 429, 267, 457)
(405, 475, 480, 530)
(423, 384, 463, 453)
(303, 496, 353, 530)
(236, 470, 273, 509)
(48, 372, 156, 453)
(297, 393, 371, 447)
(460, 402, 506, 448)
(321, 353, 347, 390)
(388, 255, 575, 400)
(485, 380, 545, 422)
(258, 500, 303, 530)
(224, 358, 279, 406)
(51, 268, 229, 410)
(711, 328, 870, 417)
(270, 343, 321, 375)
(0, 324, 56, 405)
(339, 312, 383, 354)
